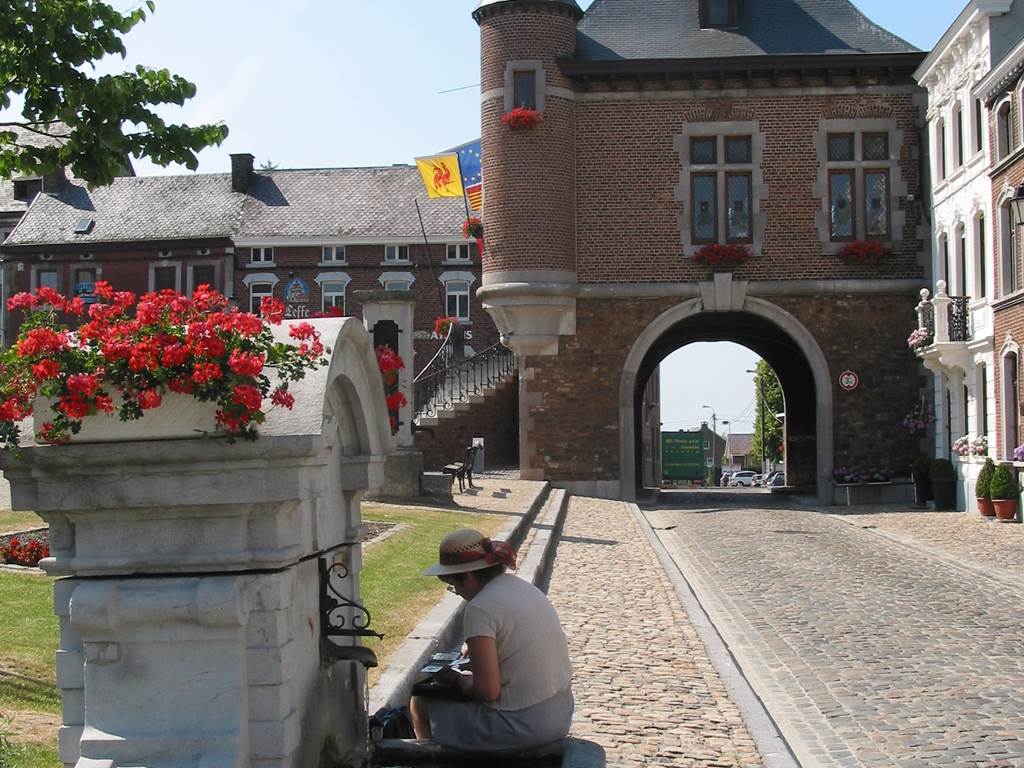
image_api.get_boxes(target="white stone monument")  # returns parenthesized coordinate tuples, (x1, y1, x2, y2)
(0, 318, 394, 768)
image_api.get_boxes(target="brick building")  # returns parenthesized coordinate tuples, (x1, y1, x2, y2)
(474, 0, 930, 502)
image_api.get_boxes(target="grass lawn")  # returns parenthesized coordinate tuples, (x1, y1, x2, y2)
(0, 572, 60, 768)
(0, 512, 44, 536)
(360, 503, 505, 686)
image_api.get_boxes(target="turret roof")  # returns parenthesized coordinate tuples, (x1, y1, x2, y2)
(576, 0, 918, 60)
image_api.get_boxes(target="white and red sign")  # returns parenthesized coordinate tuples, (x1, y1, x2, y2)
(838, 370, 860, 391)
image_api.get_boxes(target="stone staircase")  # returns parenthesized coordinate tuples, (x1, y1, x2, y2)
(413, 339, 516, 427)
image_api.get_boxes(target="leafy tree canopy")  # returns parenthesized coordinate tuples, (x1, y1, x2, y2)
(0, 0, 228, 186)
(751, 359, 784, 468)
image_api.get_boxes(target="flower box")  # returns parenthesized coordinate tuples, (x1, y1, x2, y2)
(690, 243, 752, 268)
(501, 107, 542, 130)
(837, 240, 888, 265)
(33, 391, 218, 443)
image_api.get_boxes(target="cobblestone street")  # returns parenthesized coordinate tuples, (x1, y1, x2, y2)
(547, 496, 764, 768)
(645, 504, 1024, 767)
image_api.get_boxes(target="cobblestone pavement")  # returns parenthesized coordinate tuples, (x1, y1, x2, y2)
(547, 496, 764, 768)
(828, 507, 1024, 579)
(646, 505, 1024, 768)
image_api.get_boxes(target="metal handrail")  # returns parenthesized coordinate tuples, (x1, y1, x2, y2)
(414, 322, 455, 384)
(947, 295, 971, 342)
(414, 340, 516, 420)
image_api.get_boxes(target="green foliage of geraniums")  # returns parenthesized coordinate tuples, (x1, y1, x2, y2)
(930, 458, 955, 479)
(0, 283, 329, 449)
(0, 1, 227, 186)
(989, 464, 1020, 500)
(976, 457, 996, 500)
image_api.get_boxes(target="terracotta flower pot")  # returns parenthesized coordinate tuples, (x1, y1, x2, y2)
(978, 497, 996, 517)
(993, 499, 1019, 522)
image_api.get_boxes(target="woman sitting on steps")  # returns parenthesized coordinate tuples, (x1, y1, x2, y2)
(410, 528, 574, 752)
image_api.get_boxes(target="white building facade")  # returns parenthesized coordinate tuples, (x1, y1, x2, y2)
(914, 0, 1020, 507)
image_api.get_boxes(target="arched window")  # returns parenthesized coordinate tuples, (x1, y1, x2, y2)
(997, 99, 1013, 160)
(956, 223, 967, 295)
(938, 232, 950, 288)
(978, 363, 989, 440)
(1003, 350, 1020, 459)
(936, 118, 948, 180)
(954, 101, 965, 168)
(974, 98, 985, 155)
(1000, 201, 1019, 295)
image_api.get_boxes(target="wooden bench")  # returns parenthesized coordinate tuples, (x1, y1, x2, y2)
(442, 445, 479, 493)
(373, 737, 605, 767)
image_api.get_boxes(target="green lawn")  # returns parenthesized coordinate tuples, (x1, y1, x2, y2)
(0, 736, 60, 768)
(360, 503, 505, 685)
(0, 512, 44, 536)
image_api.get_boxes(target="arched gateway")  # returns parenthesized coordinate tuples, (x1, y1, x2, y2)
(620, 297, 834, 504)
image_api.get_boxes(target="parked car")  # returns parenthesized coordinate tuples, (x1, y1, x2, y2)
(719, 471, 733, 487)
(729, 470, 758, 487)
(763, 471, 781, 486)
(752, 474, 764, 486)
(769, 472, 786, 487)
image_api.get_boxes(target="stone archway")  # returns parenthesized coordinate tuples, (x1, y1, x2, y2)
(620, 296, 834, 504)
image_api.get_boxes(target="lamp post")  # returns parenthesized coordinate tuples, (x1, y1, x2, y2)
(721, 419, 731, 469)
(1011, 184, 1024, 229)
(746, 368, 767, 474)
(702, 404, 716, 485)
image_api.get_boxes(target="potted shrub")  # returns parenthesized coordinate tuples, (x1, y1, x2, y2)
(975, 458, 996, 518)
(930, 458, 956, 510)
(911, 456, 931, 507)
(989, 464, 1020, 522)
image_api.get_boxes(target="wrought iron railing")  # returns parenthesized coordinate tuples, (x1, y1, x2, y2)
(920, 301, 935, 336)
(414, 340, 516, 420)
(947, 295, 971, 342)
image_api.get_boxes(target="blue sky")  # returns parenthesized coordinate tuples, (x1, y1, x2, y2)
(4, 0, 968, 433)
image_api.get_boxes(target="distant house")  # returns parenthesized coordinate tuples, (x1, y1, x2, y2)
(725, 433, 756, 470)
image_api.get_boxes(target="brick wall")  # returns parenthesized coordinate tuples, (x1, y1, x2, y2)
(415, 374, 519, 470)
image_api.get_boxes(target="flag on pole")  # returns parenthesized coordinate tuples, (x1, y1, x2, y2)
(414, 153, 464, 198)
(450, 139, 482, 211)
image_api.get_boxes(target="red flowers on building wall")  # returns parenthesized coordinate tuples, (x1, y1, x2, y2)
(690, 244, 753, 267)
(0, 283, 329, 448)
(375, 345, 407, 434)
(501, 107, 542, 130)
(1, 536, 49, 567)
(837, 240, 887, 264)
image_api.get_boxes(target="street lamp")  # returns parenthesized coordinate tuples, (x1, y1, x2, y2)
(1011, 184, 1024, 228)
(746, 369, 767, 474)
(702, 404, 717, 485)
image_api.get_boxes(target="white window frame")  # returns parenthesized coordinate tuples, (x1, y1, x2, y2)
(996, 97, 1013, 161)
(321, 282, 347, 313)
(445, 243, 473, 263)
(149, 261, 181, 293)
(445, 280, 471, 321)
(1001, 335, 1021, 459)
(384, 244, 410, 264)
(31, 265, 60, 292)
(187, 261, 220, 293)
(379, 271, 415, 290)
(250, 246, 275, 265)
(438, 270, 476, 321)
(315, 272, 352, 313)
(248, 282, 274, 315)
(321, 245, 346, 265)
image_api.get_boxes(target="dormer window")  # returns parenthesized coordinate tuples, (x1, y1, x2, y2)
(700, 0, 739, 29)
(13, 178, 42, 202)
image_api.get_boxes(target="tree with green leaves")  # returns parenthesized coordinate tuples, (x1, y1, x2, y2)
(0, 0, 228, 186)
(751, 360, 784, 468)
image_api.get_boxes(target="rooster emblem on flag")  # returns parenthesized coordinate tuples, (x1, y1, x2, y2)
(414, 152, 465, 200)
(432, 160, 455, 194)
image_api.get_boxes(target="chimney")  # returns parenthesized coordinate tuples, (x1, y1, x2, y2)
(230, 153, 255, 193)
(41, 166, 67, 193)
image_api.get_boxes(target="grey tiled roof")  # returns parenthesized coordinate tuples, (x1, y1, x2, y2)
(0, 125, 72, 217)
(576, 0, 919, 61)
(3, 165, 468, 248)
(4, 174, 243, 247)
(237, 167, 466, 239)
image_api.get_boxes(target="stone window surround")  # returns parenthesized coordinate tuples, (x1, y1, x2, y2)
(249, 246, 275, 267)
(673, 121, 767, 256)
(316, 272, 350, 313)
(439, 270, 476, 321)
(320, 245, 347, 266)
(444, 243, 474, 264)
(504, 60, 546, 114)
(996, 184, 1021, 299)
(814, 118, 907, 252)
(148, 260, 182, 293)
(995, 95, 1013, 161)
(382, 244, 411, 265)
(999, 332, 1020, 460)
(378, 271, 415, 289)
(186, 260, 221, 294)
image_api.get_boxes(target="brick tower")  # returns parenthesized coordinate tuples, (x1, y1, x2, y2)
(473, 0, 582, 356)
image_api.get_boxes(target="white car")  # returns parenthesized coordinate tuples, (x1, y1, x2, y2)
(729, 470, 758, 487)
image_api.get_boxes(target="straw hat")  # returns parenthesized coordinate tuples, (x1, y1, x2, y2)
(423, 529, 509, 576)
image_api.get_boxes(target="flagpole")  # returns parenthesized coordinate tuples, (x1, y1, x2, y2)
(455, 151, 472, 222)
(415, 199, 447, 317)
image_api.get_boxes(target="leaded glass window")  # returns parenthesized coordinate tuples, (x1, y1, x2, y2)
(830, 171, 854, 240)
(725, 136, 751, 164)
(864, 171, 889, 238)
(863, 133, 889, 161)
(828, 134, 854, 162)
(726, 173, 751, 242)
(690, 138, 717, 165)
(691, 174, 717, 243)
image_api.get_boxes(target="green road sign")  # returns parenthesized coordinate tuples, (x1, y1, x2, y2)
(661, 431, 705, 480)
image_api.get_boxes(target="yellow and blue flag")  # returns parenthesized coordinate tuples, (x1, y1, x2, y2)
(414, 153, 464, 199)
(450, 139, 482, 211)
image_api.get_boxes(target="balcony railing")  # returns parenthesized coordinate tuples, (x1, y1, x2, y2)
(915, 280, 971, 345)
(413, 329, 516, 421)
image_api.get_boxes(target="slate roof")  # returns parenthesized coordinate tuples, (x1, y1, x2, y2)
(728, 433, 755, 458)
(3, 165, 468, 248)
(575, 0, 919, 61)
(237, 167, 465, 240)
(0, 125, 72, 217)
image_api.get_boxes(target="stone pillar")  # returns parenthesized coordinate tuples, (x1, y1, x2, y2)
(0, 318, 394, 768)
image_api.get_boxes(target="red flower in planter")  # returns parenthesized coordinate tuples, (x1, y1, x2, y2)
(501, 107, 542, 130)
(1, 536, 49, 567)
(434, 316, 459, 338)
(838, 240, 887, 264)
(375, 346, 406, 434)
(462, 217, 483, 239)
(690, 244, 753, 267)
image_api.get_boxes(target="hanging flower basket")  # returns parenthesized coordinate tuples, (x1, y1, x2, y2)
(502, 107, 542, 130)
(690, 243, 752, 268)
(0, 284, 328, 448)
(838, 240, 888, 265)
(462, 217, 484, 256)
(902, 399, 935, 436)
(907, 327, 933, 351)
(434, 316, 459, 338)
